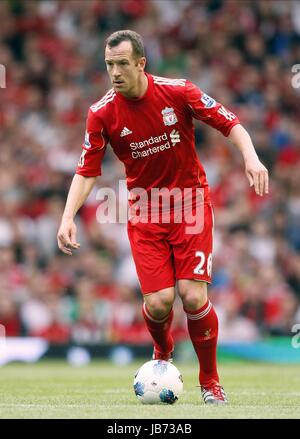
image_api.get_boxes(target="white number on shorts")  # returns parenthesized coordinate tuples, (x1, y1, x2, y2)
(207, 253, 212, 277)
(193, 251, 205, 275)
(193, 251, 212, 276)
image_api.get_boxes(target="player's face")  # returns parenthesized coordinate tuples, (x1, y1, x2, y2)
(105, 41, 146, 98)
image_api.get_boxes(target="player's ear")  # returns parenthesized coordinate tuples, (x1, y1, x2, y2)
(138, 57, 146, 72)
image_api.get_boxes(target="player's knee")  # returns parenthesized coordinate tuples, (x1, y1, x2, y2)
(182, 292, 204, 310)
(178, 280, 207, 310)
(144, 291, 174, 319)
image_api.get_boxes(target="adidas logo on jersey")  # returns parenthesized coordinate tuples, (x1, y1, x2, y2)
(120, 127, 133, 137)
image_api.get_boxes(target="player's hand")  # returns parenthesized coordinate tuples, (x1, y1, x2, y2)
(244, 156, 269, 197)
(57, 218, 80, 255)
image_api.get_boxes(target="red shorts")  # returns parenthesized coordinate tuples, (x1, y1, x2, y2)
(127, 203, 214, 294)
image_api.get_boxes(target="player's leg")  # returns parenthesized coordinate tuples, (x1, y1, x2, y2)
(177, 280, 220, 383)
(143, 287, 176, 360)
(178, 281, 227, 404)
(127, 220, 176, 360)
(172, 203, 227, 403)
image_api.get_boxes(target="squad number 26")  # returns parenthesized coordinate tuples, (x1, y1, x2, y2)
(193, 251, 212, 277)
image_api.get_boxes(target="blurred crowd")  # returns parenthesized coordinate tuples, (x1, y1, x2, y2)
(0, 0, 300, 346)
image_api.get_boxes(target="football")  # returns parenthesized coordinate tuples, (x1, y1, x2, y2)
(133, 360, 183, 404)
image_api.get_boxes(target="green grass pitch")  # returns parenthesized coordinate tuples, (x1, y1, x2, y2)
(0, 360, 299, 419)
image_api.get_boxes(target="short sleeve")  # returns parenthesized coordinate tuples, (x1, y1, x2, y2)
(76, 108, 108, 177)
(185, 80, 240, 137)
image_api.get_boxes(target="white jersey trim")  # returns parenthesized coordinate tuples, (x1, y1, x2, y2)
(153, 75, 186, 87)
(90, 89, 116, 112)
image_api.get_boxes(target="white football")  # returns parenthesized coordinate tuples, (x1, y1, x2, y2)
(133, 360, 183, 404)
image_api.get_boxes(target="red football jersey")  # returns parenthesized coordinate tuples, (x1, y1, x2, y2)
(76, 73, 240, 203)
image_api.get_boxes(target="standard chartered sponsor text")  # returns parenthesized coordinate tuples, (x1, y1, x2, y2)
(130, 132, 177, 159)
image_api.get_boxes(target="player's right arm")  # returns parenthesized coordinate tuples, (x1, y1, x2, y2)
(57, 108, 108, 255)
(57, 174, 96, 255)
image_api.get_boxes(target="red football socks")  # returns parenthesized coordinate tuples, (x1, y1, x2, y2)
(142, 303, 174, 356)
(184, 300, 220, 387)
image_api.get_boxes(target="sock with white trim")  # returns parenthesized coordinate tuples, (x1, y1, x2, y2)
(184, 300, 219, 387)
(142, 303, 174, 356)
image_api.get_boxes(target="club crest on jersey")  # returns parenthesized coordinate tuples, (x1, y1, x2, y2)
(161, 107, 178, 126)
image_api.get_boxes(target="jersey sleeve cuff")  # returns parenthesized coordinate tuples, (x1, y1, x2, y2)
(224, 120, 241, 137)
(75, 169, 101, 177)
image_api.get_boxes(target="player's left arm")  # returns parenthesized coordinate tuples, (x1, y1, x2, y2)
(227, 124, 268, 197)
(185, 80, 269, 196)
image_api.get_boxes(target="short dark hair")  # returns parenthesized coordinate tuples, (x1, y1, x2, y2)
(105, 30, 145, 59)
